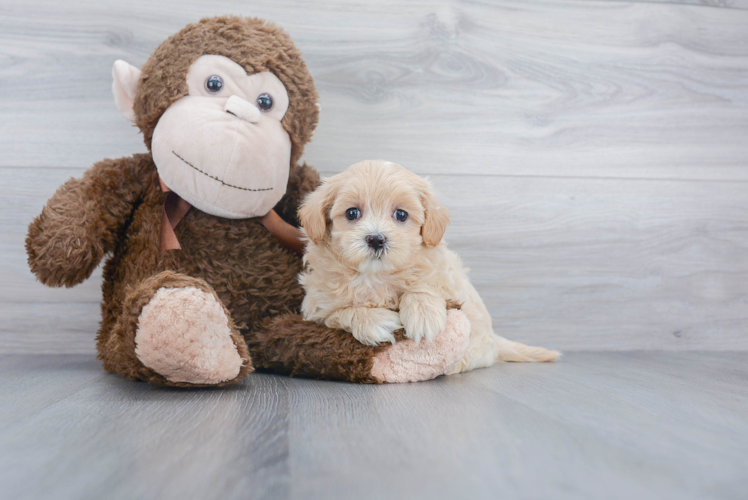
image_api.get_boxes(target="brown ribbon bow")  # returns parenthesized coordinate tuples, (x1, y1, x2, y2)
(158, 178, 306, 257)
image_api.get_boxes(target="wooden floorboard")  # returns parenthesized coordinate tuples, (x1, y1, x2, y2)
(0, 352, 746, 500)
(0, 0, 746, 180)
(608, 0, 748, 9)
(4, 167, 747, 353)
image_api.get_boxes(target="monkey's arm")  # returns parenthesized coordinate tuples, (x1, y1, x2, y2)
(246, 310, 471, 383)
(273, 163, 321, 226)
(247, 314, 388, 383)
(26, 154, 154, 287)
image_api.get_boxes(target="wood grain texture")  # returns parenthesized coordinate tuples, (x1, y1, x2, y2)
(1, 0, 747, 353)
(4, 167, 747, 353)
(0, 0, 747, 179)
(608, 0, 748, 9)
(1, 352, 746, 499)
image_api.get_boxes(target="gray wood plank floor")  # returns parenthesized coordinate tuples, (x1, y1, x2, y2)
(1, 352, 746, 500)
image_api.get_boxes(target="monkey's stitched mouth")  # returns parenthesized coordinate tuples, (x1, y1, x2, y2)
(172, 151, 273, 192)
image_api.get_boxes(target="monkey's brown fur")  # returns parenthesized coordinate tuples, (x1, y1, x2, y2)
(25, 16, 384, 386)
(250, 315, 390, 383)
(135, 16, 319, 166)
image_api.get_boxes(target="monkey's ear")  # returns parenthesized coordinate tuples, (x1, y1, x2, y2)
(299, 180, 337, 244)
(112, 60, 141, 122)
(420, 182, 450, 248)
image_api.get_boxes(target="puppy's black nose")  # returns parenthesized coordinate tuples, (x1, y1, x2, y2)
(366, 234, 386, 250)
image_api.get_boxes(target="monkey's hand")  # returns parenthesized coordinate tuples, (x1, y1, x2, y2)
(26, 202, 105, 288)
(399, 290, 448, 345)
(26, 156, 150, 288)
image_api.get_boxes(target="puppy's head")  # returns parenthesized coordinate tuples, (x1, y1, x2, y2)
(299, 160, 449, 272)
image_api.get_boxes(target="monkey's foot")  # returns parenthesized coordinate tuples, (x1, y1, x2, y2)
(135, 286, 247, 385)
(370, 309, 470, 383)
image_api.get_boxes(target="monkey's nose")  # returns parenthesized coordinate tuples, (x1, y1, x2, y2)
(224, 95, 261, 123)
(366, 234, 387, 250)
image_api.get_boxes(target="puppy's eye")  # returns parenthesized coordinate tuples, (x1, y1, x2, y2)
(394, 209, 408, 222)
(345, 208, 361, 221)
(205, 75, 224, 94)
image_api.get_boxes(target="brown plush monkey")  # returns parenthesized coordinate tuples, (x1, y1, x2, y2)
(25, 16, 471, 387)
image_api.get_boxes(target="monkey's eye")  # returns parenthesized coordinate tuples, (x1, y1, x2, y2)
(394, 209, 408, 222)
(257, 93, 273, 111)
(205, 75, 224, 94)
(345, 208, 361, 221)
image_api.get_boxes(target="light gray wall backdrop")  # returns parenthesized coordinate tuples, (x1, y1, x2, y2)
(1, 0, 747, 353)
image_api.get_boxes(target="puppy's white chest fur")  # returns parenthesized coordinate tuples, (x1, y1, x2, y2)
(300, 256, 408, 320)
(347, 272, 403, 308)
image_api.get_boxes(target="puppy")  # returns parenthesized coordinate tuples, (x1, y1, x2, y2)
(298, 160, 558, 374)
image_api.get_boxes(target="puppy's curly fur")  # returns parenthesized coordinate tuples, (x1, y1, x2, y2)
(299, 160, 559, 373)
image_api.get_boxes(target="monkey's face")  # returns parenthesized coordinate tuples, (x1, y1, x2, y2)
(151, 55, 292, 219)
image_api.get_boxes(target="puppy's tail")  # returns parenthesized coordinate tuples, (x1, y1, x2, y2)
(495, 336, 560, 363)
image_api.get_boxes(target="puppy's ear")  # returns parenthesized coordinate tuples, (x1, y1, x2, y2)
(299, 180, 338, 244)
(420, 181, 450, 248)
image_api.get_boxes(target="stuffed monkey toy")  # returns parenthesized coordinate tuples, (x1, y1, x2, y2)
(25, 16, 471, 387)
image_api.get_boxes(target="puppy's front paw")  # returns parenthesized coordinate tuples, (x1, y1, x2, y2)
(400, 294, 447, 344)
(352, 308, 402, 346)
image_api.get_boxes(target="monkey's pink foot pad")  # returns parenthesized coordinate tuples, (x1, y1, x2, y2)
(371, 309, 470, 383)
(134, 287, 243, 384)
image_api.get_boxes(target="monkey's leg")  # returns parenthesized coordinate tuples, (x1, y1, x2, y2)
(99, 271, 253, 387)
(246, 309, 471, 383)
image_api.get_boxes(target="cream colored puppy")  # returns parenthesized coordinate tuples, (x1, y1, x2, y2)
(299, 160, 558, 374)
